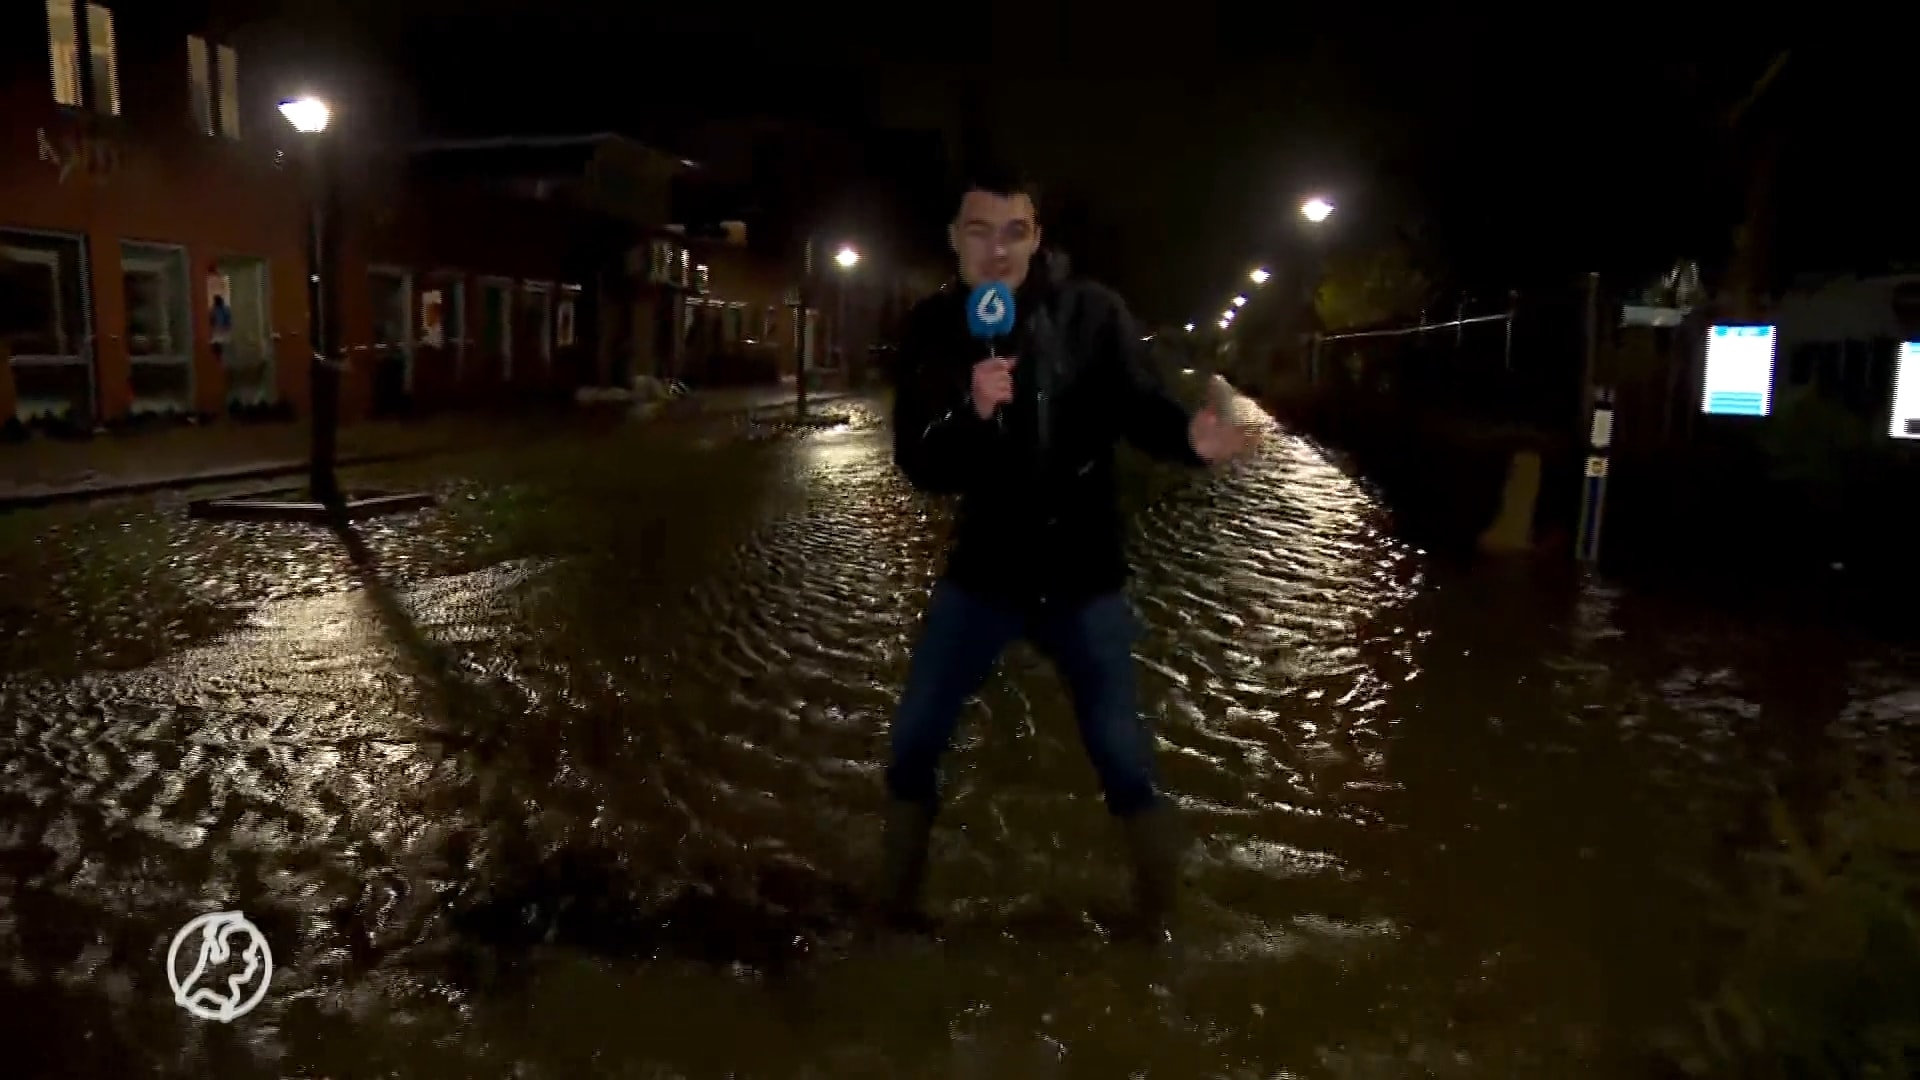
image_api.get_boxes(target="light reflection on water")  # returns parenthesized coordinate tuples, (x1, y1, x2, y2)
(0, 401, 1913, 1077)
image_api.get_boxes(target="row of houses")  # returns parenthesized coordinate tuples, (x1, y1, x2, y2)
(0, 3, 849, 428)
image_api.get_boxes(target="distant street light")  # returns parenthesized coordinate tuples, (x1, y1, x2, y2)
(834, 245, 860, 270)
(1231, 295, 1248, 308)
(1184, 322, 1195, 332)
(278, 96, 331, 134)
(1249, 268, 1271, 285)
(1217, 318, 1230, 329)
(1301, 197, 1334, 224)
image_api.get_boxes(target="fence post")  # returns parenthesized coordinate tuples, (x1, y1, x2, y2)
(1503, 290, 1517, 371)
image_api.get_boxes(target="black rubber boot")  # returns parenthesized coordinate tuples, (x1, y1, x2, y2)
(877, 799, 936, 926)
(1120, 801, 1184, 929)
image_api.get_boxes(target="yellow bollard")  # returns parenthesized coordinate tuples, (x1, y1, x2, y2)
(1477, 449, 1540, 554)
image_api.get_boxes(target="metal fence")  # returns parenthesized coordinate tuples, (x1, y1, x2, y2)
(1304, 282, 1594, 438)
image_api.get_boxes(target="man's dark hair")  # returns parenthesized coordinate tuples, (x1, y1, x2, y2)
(952, 163, 1041, 219)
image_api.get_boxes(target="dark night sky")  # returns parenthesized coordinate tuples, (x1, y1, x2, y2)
(224, 5, 1886, 326)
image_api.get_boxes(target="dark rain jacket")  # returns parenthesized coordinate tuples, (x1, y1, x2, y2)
(891, 252, 1205, 610)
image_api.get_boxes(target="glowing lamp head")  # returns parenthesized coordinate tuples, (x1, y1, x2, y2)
(279, 96, 331, 134)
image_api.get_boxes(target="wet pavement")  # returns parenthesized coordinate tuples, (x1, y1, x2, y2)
(1, 397, 1916, 1077)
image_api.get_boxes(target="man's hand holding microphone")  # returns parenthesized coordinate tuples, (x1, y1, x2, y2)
(970, 355, 1017, 420)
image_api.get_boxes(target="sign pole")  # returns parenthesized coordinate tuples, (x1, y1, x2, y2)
(1578, 271, 1600, 426)
(1575, 385, 1614, 564)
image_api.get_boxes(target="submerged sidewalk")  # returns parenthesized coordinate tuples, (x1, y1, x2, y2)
(0, 419, 478, 511)
(0, 386, 861, 511)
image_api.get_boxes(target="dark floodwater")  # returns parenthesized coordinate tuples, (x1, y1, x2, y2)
(1, 400, 1914, 1078)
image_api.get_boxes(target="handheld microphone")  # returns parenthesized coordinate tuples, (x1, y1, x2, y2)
(965, 281, 1015, 350)
(965, 282, 1016, 424)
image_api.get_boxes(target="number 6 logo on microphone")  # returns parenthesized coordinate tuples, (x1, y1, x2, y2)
(966, 281, 1016, 342)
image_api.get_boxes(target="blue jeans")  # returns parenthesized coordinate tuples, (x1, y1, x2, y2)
(886, 582, 1160, 818)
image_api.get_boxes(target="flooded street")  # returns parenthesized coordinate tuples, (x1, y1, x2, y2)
(1, 400, 1914, 1078)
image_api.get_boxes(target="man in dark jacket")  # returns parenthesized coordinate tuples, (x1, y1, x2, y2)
(883, 168, 1252, 927)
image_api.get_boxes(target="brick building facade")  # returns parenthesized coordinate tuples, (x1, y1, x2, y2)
(0, 3, 314, 424)
(2, 4, 815, 431)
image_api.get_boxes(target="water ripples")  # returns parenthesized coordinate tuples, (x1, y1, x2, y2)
(0, 401, 1912, 1077)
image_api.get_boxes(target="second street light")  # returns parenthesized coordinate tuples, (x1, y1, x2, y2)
(1301, 196, 1335, 224)
(1249, 268, 1271, 285)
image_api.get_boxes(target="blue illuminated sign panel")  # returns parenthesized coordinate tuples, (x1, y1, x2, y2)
(1702, 324, 1776, 417)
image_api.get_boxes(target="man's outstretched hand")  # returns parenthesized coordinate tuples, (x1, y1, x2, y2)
(1189, 376, 1255, 465)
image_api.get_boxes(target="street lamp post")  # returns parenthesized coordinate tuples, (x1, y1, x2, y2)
(834, 245, 859, 384)
(1297, 196, 1336, 330)
(280, 95, 339, 505)
(188, 92, 431, 524)
(796, 237, 814, 420)
(793, 239, 859, 420)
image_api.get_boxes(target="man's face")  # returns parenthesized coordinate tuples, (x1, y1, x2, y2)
(949, 189, 1041, 289)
